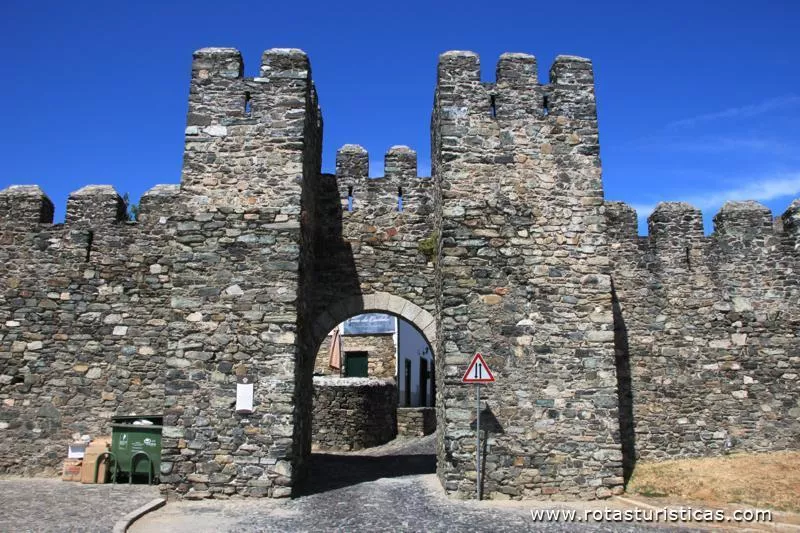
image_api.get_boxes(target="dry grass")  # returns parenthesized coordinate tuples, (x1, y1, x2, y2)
(627, 451, 800, 512)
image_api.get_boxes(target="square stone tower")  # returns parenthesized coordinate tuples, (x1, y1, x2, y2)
(432, 51, 624, 499)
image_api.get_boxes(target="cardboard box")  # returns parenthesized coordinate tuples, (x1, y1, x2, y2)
(91, 436, 112, 448)
(80, 445, 111, 484)
(62, 459, 82, 482)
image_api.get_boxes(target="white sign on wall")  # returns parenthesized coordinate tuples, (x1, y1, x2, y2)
(236, 377, 254, 414)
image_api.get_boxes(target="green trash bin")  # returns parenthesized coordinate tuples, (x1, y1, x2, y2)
(111, 415, 163, 483)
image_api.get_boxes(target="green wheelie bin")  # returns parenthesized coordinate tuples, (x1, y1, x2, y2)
(111, 415, 163, 484)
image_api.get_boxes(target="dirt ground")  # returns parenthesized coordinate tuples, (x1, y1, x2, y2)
(627, 451, 800, 513)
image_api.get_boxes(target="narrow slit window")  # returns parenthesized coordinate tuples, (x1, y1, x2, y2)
(347, 186, 354, 212)
(542, 94, 549, 116)
(244, 92, 252, 115)
(397, 187, 404, 212)
(685, 246, 691, 269)
(85, 230, 94, 262)
(489, 94, 497, 119)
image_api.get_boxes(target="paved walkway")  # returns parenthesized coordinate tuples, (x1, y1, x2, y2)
(0, 478, 159, 533)
(132, 436, 679, 532)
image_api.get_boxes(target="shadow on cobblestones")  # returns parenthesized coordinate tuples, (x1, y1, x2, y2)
(299, 452, 436, 495)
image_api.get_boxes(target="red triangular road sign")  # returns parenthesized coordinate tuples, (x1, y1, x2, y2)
(462, 353, 495, 383)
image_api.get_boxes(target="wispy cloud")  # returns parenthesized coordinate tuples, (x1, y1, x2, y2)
(631, 172, 800, 217)
(666, 95, 800, 129)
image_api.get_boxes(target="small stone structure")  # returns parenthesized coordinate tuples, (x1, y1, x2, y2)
(311, 377, 397, 451)
(0, 46, 798, 501)
(397, 407, 436, 437)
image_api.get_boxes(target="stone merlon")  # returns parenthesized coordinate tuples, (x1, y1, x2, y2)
(192, 47, 243, 79)
(0, 185, 54, 226)
(65, 185, 126, 226)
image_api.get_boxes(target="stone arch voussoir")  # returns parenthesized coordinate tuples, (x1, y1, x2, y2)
(311, 292, 437, 354)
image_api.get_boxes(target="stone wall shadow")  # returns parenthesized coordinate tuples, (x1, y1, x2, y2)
(470, 403, 504, 499)
(298, 452, 436, 496)
(611, 280, 636, 484)
(295, 172, 364, 494)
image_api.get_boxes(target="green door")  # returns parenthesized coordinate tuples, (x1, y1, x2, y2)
(345, 351, 369, 377)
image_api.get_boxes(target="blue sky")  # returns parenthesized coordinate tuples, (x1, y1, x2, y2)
(1, 0, 799, 234)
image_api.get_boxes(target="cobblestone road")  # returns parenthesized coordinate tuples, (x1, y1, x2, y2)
(0, 478, 159, 532)
(132, 436, 694, 532)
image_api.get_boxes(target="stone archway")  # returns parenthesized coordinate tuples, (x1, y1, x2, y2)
(309, 292, 437, 356)
(295, 292, 440, 493)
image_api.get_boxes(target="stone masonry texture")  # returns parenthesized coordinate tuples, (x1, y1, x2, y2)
(311, 376, 397, 451)
(0, 46, 798, 502)
(397, 407, 437, 437)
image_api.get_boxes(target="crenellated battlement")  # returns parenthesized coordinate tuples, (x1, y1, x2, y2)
(547, 55, 596, 120)
(384, 145, 417, 181)
(137, 184, 181, 225)
(604, 201, 638, 242)
(780, 199, 800, 250)
(605, 199, 800, 247)
(335, 144, 369, 186)
(648, 202, 704, 250)
(0, 183, 185, 232)
(435, 50, 595, 122)
(191, 47, 243, 80)
(604, 198, 800, 280)
(333, 144, 431, 215)
(713, 201, 773, 235)
(182, 47, 320, 212)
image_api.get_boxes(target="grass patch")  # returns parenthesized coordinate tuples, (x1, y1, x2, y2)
(628, 451, 800, 512)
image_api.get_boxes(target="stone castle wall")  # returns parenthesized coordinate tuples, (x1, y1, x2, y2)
(0, 45, 797, 502)
(606, 200, 800, 471)
(0, 184, 173, 475)
(0, 47, 323, 499)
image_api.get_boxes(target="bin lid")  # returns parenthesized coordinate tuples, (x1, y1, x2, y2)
(111, 414, 163, 421)
(111, 423, 164, 430)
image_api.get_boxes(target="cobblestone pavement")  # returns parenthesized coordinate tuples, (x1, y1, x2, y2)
(132, 436, 701, 532)
(0, 478, 159, 532)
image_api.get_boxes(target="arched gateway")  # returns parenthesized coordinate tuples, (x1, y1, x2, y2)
(2, 47, 798, 502)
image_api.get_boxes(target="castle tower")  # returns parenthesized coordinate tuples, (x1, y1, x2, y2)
(157, 47, 323, 499)
(432, 51, 623, 499)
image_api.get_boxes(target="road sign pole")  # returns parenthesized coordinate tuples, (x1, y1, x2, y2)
(476, 382, 481, 501)
(462, 352, 494, 501)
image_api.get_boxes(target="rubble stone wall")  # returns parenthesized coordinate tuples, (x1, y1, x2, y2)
(311, 377, 397, 450)
(397, 407, 436, 437)
(0, 184, 173, 475)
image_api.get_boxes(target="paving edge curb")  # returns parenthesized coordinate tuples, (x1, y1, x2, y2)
(112, 498, 166, 533)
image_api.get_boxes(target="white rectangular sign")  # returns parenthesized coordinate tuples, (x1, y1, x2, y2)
(236, 382, 254, 414)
